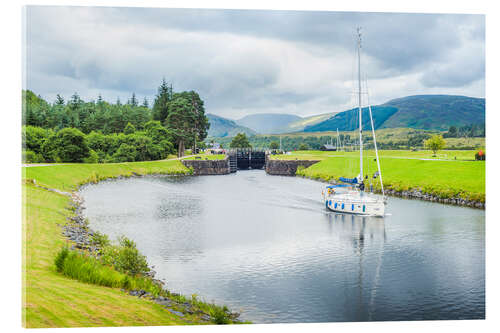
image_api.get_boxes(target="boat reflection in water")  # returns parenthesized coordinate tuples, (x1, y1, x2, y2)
(324, 212, 387, 321)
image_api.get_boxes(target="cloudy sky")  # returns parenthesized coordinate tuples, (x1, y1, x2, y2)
(24, 6, 485, 119)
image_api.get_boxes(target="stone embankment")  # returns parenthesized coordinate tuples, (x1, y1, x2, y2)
(181, 157, 230, 175)
(265, 157, 320, 176)
(383, 188, 485, 209)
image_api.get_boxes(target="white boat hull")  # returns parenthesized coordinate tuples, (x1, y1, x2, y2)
(323, 192, 386, 217)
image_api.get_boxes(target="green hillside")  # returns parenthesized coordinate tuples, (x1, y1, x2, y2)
(382, 95, 485, 130)
(304, 106, 398, 132)
(303, 95, 485, 132)
(207, 114, 256, 138)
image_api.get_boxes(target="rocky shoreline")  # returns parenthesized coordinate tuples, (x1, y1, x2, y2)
(28, 177, 241, 324)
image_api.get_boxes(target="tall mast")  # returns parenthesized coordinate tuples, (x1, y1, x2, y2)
(357, 27, 363, 180)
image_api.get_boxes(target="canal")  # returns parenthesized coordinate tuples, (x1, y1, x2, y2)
(80, 170, 485, 323)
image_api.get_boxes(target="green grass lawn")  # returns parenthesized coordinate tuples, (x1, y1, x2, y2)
(286, 150, 485, 202)
(23, 160, 189, 192)
(183, 154, 226, 160)
(22, 160, 221, 327)
(271, 149, 480, 161)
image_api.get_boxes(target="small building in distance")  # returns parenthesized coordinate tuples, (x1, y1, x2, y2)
(320, 144, 337, 151)
(207, 142, 225, 154)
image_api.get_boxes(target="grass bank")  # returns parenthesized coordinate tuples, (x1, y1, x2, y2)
(273, 150, 485, 203)
(22, 160, 239, 327)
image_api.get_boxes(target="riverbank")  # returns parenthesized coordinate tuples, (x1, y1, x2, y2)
(22, 160, 243, 327)
(270, 150, 485, 207)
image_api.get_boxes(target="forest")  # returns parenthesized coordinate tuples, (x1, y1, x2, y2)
(22, 80, 210, 163)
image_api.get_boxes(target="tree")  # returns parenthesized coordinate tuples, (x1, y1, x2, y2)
(173, 91, 210, 153)
(269, 141, 279, 150)
(123, 122, 136, 135)
(166, 97, 196, 157)
(129, 92, 138, 107)
(142, 97, 149, 108)
(425, 134, 446, 156)
(447, 125, 457, 138)
(230, 133, 252, 148)
(298, 143, 309, 151)
(55, 94, 65, 106)
(152, 78, 173, 122)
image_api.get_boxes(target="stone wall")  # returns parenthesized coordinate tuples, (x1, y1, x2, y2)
(265, 157, 320, 176)
(181, 157, 230, 175)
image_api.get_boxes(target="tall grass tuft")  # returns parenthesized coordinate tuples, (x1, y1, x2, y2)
(54, 247, 162, 295)
(54, 246, 69, 272)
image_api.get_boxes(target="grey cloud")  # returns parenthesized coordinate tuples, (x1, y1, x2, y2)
(25, 6, 485, 118)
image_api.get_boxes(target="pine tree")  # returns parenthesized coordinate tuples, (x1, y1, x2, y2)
(130, 92, 138, 107)
(55, 94, 65, 105)
(152, 78, 173, 123)
(116, 97, 122, 106)
(142, 97, 149, 108)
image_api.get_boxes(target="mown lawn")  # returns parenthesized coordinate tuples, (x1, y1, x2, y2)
(291, 152, 485, 202)
(270, 149, 480, 161)
(23, 160, 189, 192)
(22, 160, 214, 327)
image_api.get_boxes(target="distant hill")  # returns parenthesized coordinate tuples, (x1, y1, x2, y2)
(206, 114, 256, 138)
(304, 106, 398, 132)
(304, 95, 485, 132)
(285, 112, 338, 133)
(381, 95, 485, 130)
(236, 113, 302, 134)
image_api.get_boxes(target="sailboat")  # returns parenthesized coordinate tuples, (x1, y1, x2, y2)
(322, 28, 387, 217)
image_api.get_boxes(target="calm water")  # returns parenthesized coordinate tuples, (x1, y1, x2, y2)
(80, 171, 485, 323)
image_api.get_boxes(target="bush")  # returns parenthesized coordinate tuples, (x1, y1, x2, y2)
(90, 230, 110, 247)
(112, 143, 137, 162)
(211, 305, 231, 324)
(22, 150, 44, 163)
(83, 149, 99, 163)
(100, 236, 149, 276)
(44, 128, 90, 162)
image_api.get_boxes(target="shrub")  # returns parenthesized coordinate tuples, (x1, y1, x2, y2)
(112, 143, 137, 162)
(44, 128, 90, 162)
(54, 246, 69, 272)
(100, 236, 149, 276)
(22, 150, 44, 163)
(90, 230, 110, 247)
(115, 236, 149, 275)
(83, 149, 99, 163)
(210, 305, 231, 324)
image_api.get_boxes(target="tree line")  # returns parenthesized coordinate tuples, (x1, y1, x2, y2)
(22, 79, 210, 163)
(217, 128, 482, 152)
(443, 124, 485, 138)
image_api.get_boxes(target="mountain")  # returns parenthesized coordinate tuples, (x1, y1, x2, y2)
(236, 113, 302, 134)
(206, 114, 256, 138)
(380, 95, 485, 130)
(304, 106, 398, 132)
(285, 112, 338, 133)
(304, 95, 485, 132)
